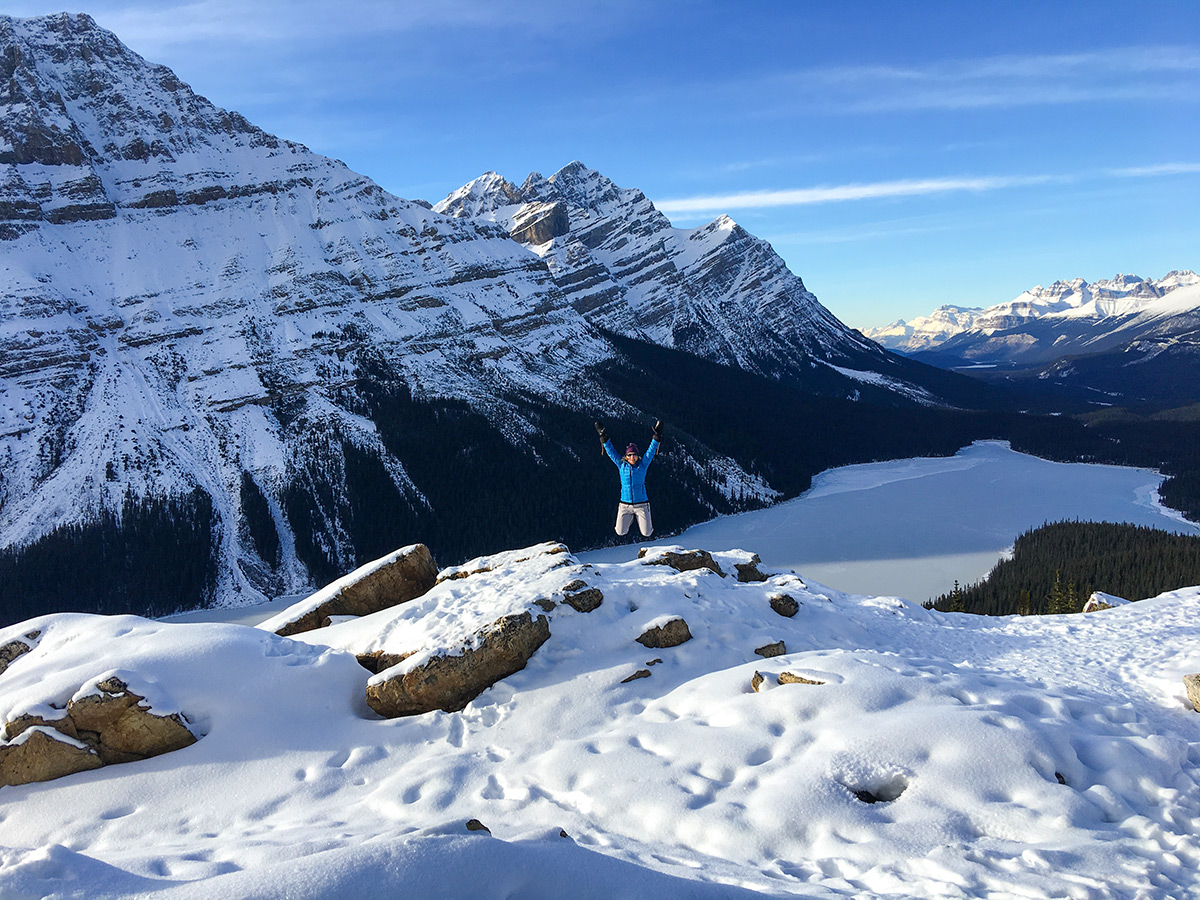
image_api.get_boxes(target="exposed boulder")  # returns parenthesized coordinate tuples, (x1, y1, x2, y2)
(50, 676, 195, 765)
(754, 641, 786, 659)
(636, 618, 692, 649)
(751, 671, 765, 693)
(355, 650, 414, 675)
(1184, 674, 1200, 712)
(734, 554, 770, 583)
(0, 636, 35, 676)
(0, 727, 103, 787)
(465, 819, 491, 834)
(4, 710, 78, 742)
(778, 672, 825, 686)
(1083, 591, 1131, 613)
(769, 594, 800, 618)
(271, 544, 439, 637)
(638, 548, 725, 577)
(560, 579, 603, 613)
(621, 669, 652, 683)
(0, 674, 195, 786)
(366, 612, 551, 717)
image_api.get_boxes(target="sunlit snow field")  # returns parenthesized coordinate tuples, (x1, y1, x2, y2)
(583, 440, 1200, 603)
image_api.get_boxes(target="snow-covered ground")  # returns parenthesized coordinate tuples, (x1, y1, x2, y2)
(3, 541, 1200, 899)
(584, 441, 1200, 604)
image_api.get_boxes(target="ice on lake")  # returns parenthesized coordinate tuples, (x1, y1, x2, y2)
(581, 440, 1200, 603)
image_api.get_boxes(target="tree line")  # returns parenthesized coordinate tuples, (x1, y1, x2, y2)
(931, 520, 1200, 616)
(0, 489, 216, 627)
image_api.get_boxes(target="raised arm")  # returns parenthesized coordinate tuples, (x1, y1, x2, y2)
(642, 420, 663, 466)
(596, 421, 622, 466)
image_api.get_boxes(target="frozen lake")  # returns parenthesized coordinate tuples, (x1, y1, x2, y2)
(171, 440, 1200, 625)
(581, 440, 1200, 604)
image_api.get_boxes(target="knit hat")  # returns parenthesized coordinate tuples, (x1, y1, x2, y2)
(625, 443, 640, 456)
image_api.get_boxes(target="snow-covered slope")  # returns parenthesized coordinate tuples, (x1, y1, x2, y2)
(436, 165, 941, 387)
(866, 272, 1200, 368)
(2, 541, 1200, 899)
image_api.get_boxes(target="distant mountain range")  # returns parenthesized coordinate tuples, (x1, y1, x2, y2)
(0, 13, 992, 617)
(866, 272, 1200, 407)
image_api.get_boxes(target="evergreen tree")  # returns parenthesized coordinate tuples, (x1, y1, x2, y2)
(1017, 589, 1033, 616)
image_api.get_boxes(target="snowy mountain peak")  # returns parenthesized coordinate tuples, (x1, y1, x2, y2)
(866, 271, 1200, 357)
(437, 163, 899, 380)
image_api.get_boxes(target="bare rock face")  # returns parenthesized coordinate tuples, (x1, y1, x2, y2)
(769, 594, 800, 618)
(0, 727, 103, 787)
(734, 554, 770, 583)
(638, 548, 725, 578)
(754, 641, 786, 659)
(1184, 674, 1200, 712)
(366, 612, 551, 717)
(751, 671, 765, 693)
(275, 544, 438, 637)
(636, 618, 692, 649)
(509, 200, 569, 245)
(621, 669, 652, 683)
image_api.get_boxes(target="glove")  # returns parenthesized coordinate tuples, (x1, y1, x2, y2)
(594, 421, 609, 443)
(652, 419, 663, 440)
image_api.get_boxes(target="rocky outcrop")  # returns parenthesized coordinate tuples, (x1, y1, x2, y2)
(365, 612, 551, 717)
(636, 618, 692, 649)
(0, 727, 103, 786)
(1083, 592, 1130, 613)
(769, 594, 799, 618)
(734, 555, 770, 583)
(1184, 674, 1200, 712)
(272, 545, 438, 637)
(638, 548, 725, 577)
(621, 669, 652, 683)
(754, 641, 786, 659)
(509, 200, 569, 245)
(0, 674, 196, 787)
(778, 672, 825, 686)
(0, 632, 37, 675)
(560, 580, 603, 613)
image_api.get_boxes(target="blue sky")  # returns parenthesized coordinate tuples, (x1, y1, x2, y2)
(10, 0, 1199, 328)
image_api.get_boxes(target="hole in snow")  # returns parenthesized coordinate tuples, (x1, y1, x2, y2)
(842, 772, 909, 804)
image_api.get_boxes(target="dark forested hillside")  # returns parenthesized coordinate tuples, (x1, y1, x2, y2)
(933, 521, 1200, 616)
(0, 490, 216, 626)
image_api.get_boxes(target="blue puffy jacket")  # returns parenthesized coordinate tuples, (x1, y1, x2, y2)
(604, 438, 659, 503)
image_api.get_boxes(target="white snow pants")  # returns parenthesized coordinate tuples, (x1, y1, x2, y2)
(615, 502, 653, 537)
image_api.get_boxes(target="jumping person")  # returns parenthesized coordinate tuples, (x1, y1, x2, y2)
(594, 419, 663, 538)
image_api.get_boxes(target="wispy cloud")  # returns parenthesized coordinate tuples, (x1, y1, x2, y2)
(1110, 162, 1200, 177)
(656, 175, 1061, 214)
(657, 161, 1200, 215)
(781, 48, 1200, 113)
